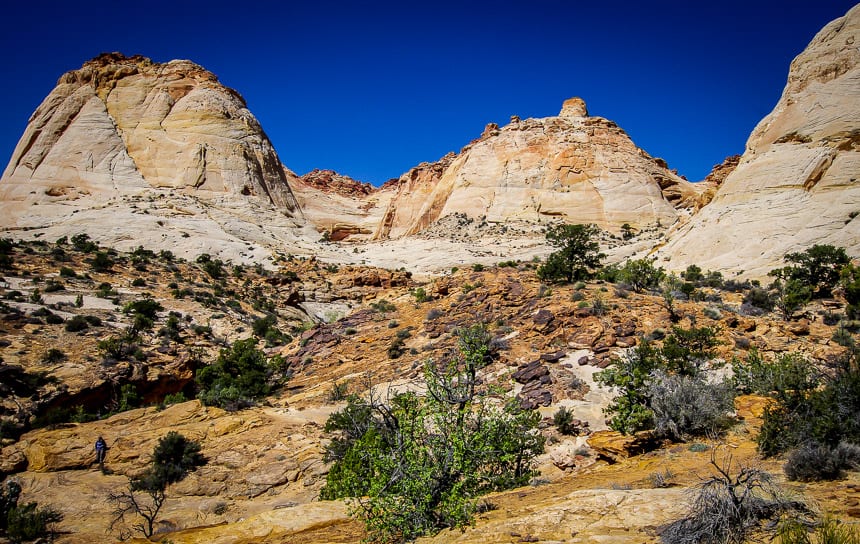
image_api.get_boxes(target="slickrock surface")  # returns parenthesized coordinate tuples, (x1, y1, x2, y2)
(658, 4, 860, 277)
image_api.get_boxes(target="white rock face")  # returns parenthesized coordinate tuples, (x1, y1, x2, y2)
(374, 100, 701, 239)
(658, 5, 860, 277)
(0, 53, 309, 264)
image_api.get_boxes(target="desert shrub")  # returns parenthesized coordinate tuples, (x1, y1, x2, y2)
(95, 282, 116, 298)
(44, 311, 64, 325)
(71, 233, 98, 253)
(648, 371, 735, 441)
(370, 299, 396, 313)
(65, 315, 90, 332)
(703, 306, 722, 320)
(387, 336, 407, 359)
(597, 326, 724, 435)
(731, 350, 815, 396)
(196, 338, 283, 410)
(91, 251, 114, 272)
(772, 278, 813, 320)
(472, 263, 485, 272)
(41, 348, 66, 364)
(683, 264, 704, 283)
(98, 335, 141, 362)
(327, 381, 350, 403)
(161, 392, 187, 406)
(320, 325, 544, 542)
(783, 441, 860, 482)
(758, 354, 860, 457)
(586, 296, 605, 316)
(116, 383, 140, 413)
(832, 324, 855, 349)
(6, 502, 63, 542)
(595, 341, 661, 434)
(196, 253, 224, 279)
(131, 277, 146, 287)
(109, 432, 205, 538)
(661, 450, 811, 544)
(553, 406, 578, 435)
(411, 287, 429, 303)
(742, 287, 775, 312)
(649, 468, 675, 488)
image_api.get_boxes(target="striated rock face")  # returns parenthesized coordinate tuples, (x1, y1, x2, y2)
(658, 5, 860, 277)
(0, 53, 308, 263)
(374, 98, 701, 239)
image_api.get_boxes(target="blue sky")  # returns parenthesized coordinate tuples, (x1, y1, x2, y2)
(1, 1, 856, 184)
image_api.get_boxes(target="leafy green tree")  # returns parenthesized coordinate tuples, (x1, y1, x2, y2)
(842, 264, 860, 319)
(537, 224, 604, 283)
(109, 432, 205, 538)
(618, 258, 665, 293)
(320, 324, 544, 542)
(771, 244, 851, 298)
(595, 341, 661, 434)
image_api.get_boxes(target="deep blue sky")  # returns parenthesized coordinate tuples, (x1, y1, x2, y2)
(1, 1, 856, 184)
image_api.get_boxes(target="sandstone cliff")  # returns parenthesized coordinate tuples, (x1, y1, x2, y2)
(373, 98, 702, 239)
(0, 53, 310, 263)
(657, 5, 860, 277)
(291, 169, 395, 242)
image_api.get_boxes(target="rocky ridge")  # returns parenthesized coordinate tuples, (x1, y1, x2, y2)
(657, 4, 860, 277)
(0, 238, 857, 543)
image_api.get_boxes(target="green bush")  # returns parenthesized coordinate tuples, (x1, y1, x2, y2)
(617, 258, 665, 293)
(71, 233, 98, 253)
(553, 406, 578, 435)
(758, 354, 860, 457)
(65, 315, 90, 332)
(771, 244, 851, 299)
(6, 502, 63, 542)
(109, 432, 205, 538)
(778, 515, 860, 544)
(320, 325, 544, 542)
(196, 338, 282, 410)
(91, 251, 114, 272)
(596, 326, 724, 436)
(731, 350, 815, 396)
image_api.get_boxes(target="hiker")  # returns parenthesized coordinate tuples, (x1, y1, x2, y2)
(95, 436, 108, 468)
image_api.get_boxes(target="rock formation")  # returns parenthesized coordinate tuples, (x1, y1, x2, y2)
(373, 97, 702, 239)
(658, 5, 860, 277)
(291, 169, 394, 242)
(0, 53, 309, 263)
